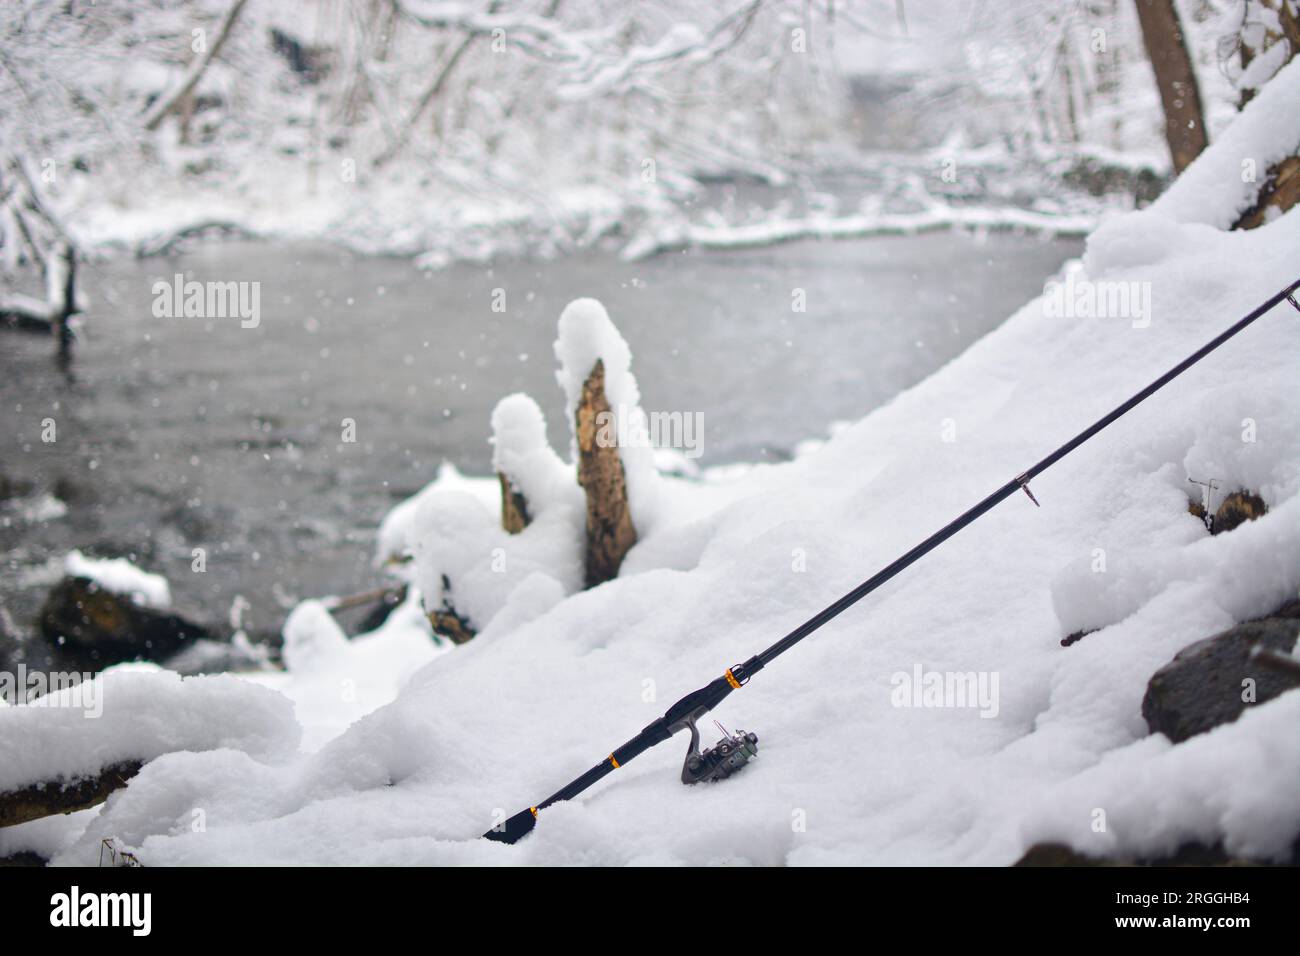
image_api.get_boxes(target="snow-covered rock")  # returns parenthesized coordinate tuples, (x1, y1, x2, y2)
(62, 550, 171, 610)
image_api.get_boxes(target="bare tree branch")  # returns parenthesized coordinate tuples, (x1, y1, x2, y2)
(142, 0, 249, 132)
(395, 0, 767, 100)
(375, 1, 504, 168)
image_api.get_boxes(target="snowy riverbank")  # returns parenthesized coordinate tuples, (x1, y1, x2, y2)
(3, 62, 1298, 868)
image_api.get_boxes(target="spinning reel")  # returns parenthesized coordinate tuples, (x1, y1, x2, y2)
(678, 716, 759, 785)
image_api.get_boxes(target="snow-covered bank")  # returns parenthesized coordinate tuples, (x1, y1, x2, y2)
(622, 202, 1100, 261)
(72, 166, 647, 267)
(64, 149, 1121, 268)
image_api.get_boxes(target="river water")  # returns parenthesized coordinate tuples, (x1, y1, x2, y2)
(0, 232, 1081, 643)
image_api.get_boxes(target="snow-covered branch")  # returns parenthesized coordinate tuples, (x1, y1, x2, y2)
(397, 0, 769, 99)
(396, 0, 610, 63)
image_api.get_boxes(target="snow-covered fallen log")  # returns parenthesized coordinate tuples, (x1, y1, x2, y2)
(0, 669, 299, 829)
(0, 761, 143, 830)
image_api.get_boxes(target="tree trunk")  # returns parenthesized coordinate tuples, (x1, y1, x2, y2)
(1134, 0, 1207, 174)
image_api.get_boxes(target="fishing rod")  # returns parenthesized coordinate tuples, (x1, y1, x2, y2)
(484, 276, 1300, 845)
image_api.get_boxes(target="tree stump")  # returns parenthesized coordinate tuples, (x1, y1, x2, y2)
(575, 360, 637, 587)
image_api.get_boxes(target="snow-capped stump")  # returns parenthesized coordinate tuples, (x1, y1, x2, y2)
(1212, 489, 1267, 535)
(381, 306, 646, 645)
(489, 393, 571, 535)
(555, 298, 660, 588)
(575, 358, 638, 586)
(386, 395, 585, 644)
(38, 556, 213, 671)
(1141, 601, 1300, 744)
(407, 492, 498, 643)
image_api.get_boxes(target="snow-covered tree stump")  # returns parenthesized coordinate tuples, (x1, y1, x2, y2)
(575, 359, 637, 587)
(491, 393, 566, 535)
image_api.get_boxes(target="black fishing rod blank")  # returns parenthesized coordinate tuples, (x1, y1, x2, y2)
(484, 277, 1300, 845)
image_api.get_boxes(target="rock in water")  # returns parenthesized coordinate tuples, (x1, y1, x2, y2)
(1142, 606, 1300, 743)
(39, 576, 213, 671)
